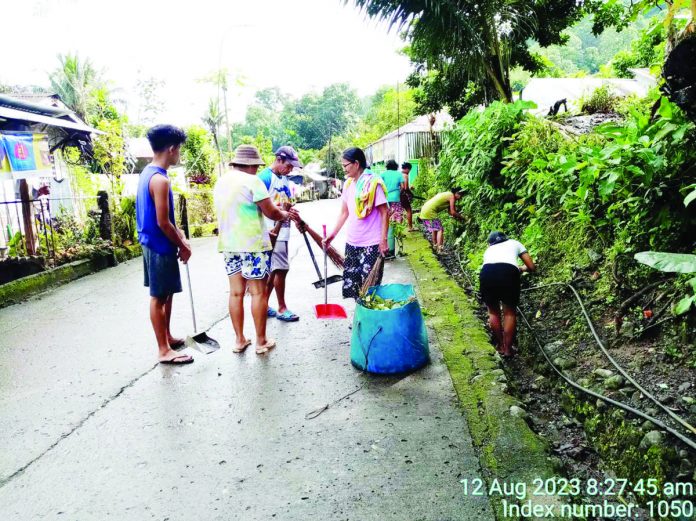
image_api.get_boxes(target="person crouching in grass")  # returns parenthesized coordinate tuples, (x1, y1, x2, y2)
(479, 231, 536, 358)
(418, 188, 465, 253)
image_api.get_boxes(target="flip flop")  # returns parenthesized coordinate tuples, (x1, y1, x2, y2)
(276, 310, 300, 322)
(267, 307, 277, 318)
(256, 340, 276, 354)
(159, 354, 194, 365)
(233, 340, 252, 353)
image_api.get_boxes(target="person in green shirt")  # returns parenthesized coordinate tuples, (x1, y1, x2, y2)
(381, 160, 404, 258)
(418, 188, 465, 253)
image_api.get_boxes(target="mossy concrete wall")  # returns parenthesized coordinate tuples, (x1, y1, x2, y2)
(0, 245, 141, 309)
(404, 233, 563, 518)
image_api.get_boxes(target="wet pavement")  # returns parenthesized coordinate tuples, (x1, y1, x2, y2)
(0, 199, 493, 520)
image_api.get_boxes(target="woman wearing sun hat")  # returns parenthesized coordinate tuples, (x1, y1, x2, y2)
(214, 145, 298, 354)
(479, 231, 536, 358)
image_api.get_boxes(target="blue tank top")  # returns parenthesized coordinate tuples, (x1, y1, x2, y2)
(136, 165, 177, 255)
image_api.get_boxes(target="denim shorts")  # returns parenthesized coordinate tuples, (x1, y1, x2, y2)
(143, 245, 182, 298)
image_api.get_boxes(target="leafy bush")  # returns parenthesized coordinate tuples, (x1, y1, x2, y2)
(438, 100, 535, 213)
(580, 85, 619, 114)
(113, 196, 136, 245)
(434, 95, 696, 296)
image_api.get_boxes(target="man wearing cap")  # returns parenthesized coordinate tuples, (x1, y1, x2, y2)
(258, 146, 302, 322)
(214, 145, 298, 354)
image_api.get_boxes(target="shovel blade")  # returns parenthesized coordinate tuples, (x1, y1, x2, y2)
(312, 274, 343, 289)
(315, 303, 348, 319)
(185, 332, 221, 354)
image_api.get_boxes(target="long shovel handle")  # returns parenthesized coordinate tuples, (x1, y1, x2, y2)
(323, 225, 328, 306)
(302, 230, 324, 280)
(185, 263, 197, 333)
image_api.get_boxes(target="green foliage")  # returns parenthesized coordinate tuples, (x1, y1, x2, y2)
(353, 86, 417, 147)
(433, 94, 696, 326)
(180, 126, 219, 185)
(580, 85, 620, 114)
(113, 196, 136, 245)
(282, 83, 360, 150)
(438, 100, 535, 213)
(49, 53, 101, 121)
(352, 0, 585, 116)
(634, 252, 696, 273)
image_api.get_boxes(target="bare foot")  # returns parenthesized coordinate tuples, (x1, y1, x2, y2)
(233, 339, 252, 353)
(256, 339, 276, 354)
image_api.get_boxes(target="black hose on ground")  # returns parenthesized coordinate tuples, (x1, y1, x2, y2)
(451, 250, 696, 451)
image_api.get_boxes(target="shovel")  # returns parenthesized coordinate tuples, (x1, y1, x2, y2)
(184, 263, 220, 354)
(302, 229, 343, 289)
(314, 225, 348, 320)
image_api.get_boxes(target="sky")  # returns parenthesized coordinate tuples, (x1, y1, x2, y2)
(1, 0, 412, 126)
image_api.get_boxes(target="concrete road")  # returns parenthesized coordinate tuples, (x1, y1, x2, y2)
(0, 199, 493, 520)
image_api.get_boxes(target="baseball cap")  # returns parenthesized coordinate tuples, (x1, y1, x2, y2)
(487, 231, 508, 245)
(274, 146, 302, 168)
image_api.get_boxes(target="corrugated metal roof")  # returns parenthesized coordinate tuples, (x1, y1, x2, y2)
(0, 106, 103, 134)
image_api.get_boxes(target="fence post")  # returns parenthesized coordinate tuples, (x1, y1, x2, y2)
(19, 179, 37, 256)
(97, 191, 111, 241)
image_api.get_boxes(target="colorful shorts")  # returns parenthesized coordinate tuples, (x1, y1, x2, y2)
(223, 251, 271, 279)
(343, 243, 383, 300)
(421, 218, 443, 232)
(388, 202, 404, 223)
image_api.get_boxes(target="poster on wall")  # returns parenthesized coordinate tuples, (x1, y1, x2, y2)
(0, 132, 53, 180)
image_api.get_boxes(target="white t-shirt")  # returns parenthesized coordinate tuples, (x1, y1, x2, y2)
(483, 239, 527, 268)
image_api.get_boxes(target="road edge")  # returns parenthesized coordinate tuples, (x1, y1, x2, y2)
(404, 233, 562, 519)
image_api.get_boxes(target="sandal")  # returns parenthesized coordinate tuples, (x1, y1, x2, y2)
(256, 340, 276, 354)
(233, 340, 252, 353)
(159, 354, 194, 365)
(267, 307, 277, 318)
(276, 310, 300, 322)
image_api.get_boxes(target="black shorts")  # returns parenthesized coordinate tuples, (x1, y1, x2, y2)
(479, 263, 520, 308)
(400, 190, 413, 210)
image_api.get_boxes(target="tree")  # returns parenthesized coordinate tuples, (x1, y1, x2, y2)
(351, 85, 417, 147)
(351, 0, 586, 116)
(283, 83, 361, 149)
(181, 125, 219, 185)
(202, 98, 223, 155)
(49, 53, 101, 121)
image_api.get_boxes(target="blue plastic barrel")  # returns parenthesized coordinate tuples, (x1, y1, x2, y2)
(351, 284, 430, 374)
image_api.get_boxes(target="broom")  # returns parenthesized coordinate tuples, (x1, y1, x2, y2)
(297, 220, 344, 269)
(360, 255, 384, 296)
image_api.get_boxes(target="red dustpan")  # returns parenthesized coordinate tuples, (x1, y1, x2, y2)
(315, 225, 348, 319)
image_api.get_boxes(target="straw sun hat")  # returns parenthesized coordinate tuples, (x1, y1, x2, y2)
(229, 145, 265, 166)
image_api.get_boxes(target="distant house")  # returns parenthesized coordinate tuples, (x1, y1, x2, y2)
(521, 69, 657, 115)
(0, 92, 101, 255)
(364, 111, 454, 183)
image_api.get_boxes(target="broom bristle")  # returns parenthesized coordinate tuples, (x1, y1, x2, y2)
(360, 256, 384, 295)
(326, 246, 345, 269)
(301, 221, 345, 269)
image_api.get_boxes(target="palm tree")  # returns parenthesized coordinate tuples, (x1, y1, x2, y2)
(49, 54, 100, 121)
(350, 0, 548, 103)
(202, 99, 224, 175)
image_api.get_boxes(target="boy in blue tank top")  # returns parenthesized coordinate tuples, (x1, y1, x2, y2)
(136, 125, 193, 365)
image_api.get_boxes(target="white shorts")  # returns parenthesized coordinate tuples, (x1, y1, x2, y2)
(271, 240, 290, 272)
